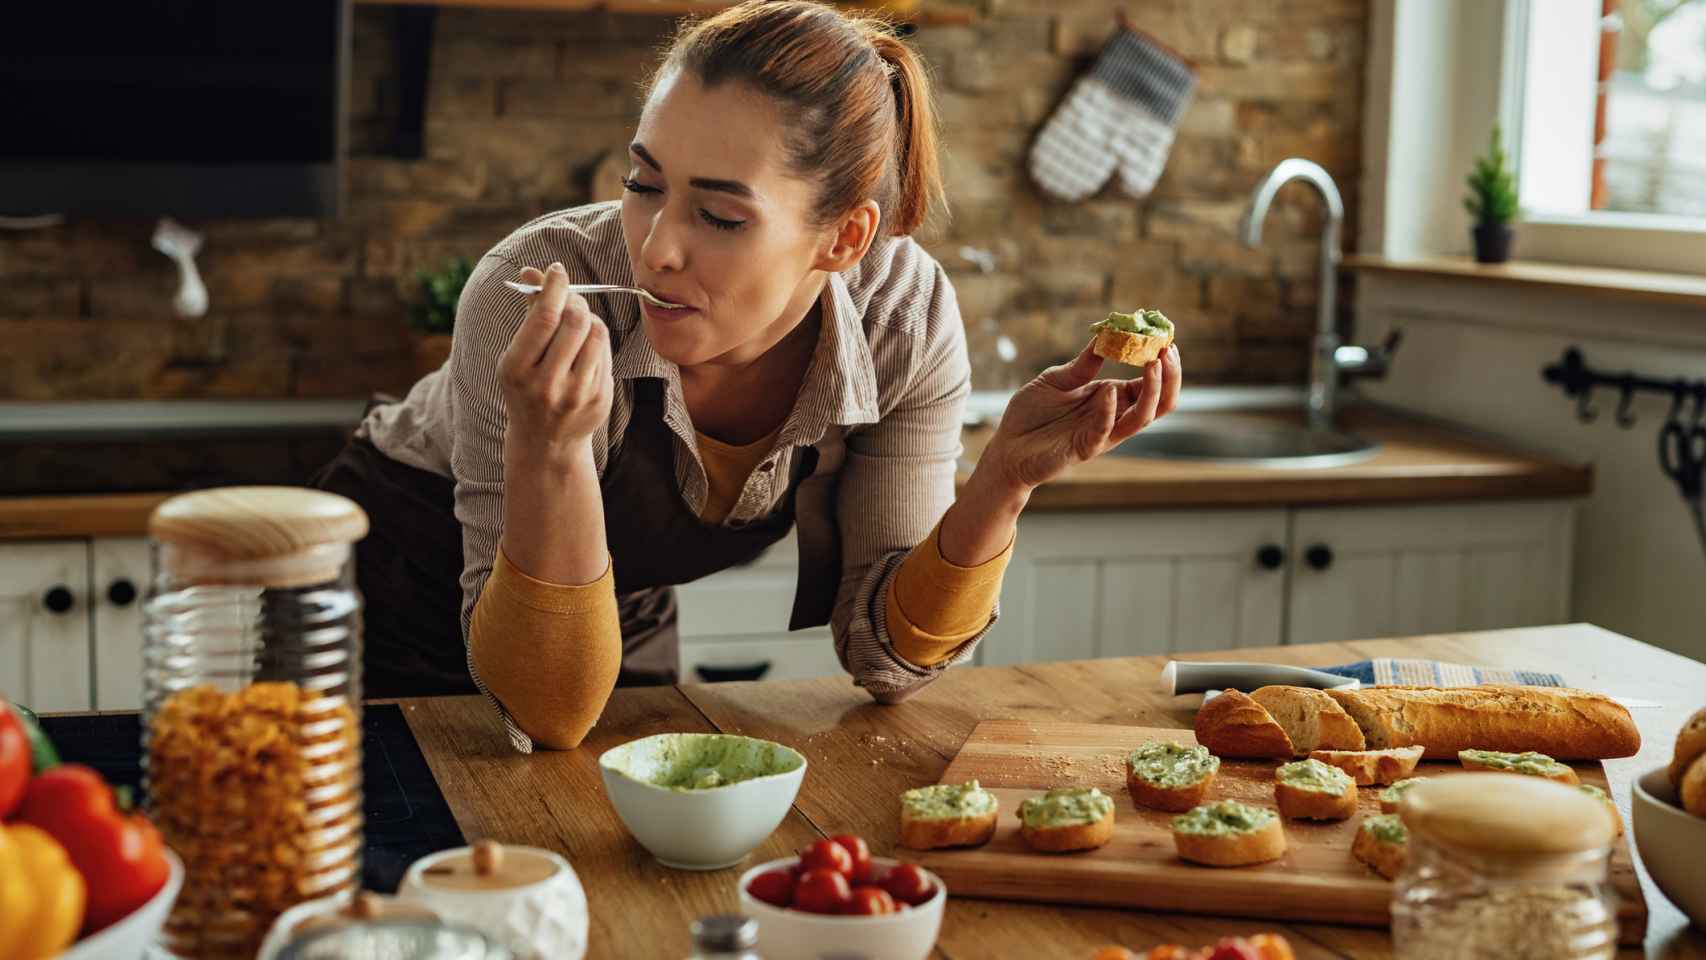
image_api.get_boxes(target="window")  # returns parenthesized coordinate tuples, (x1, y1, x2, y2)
(1512, 0, 1706, 222)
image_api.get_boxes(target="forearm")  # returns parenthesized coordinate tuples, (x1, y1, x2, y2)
(499, 438, 608, 585)
(936, 463, 1029, 568)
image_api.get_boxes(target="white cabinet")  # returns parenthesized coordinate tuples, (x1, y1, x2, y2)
(1287, 501, 1574, 646)
(981, 509, 1289, 666)
(91, 537, 151, 710)
(675, 533, 846, 683)
(0, 541, 93, 712)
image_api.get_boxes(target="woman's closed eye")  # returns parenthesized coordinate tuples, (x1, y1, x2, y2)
(622, 176, 746, 232)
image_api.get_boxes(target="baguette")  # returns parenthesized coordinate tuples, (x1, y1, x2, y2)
(1458, 749, 1580, 785)
(1195, 689, 1295, 759)
(1308, 746, 1424, 786)
(1172, 800, 1286, 867)
(1090, 309, 1175, 367)
(1250, 685, 1365, 756)
(1670, 706, 1706, 790)
(1683, 754, 1706, 818)
(898, 781, 999, 851)
(1126, 742, 1220, 813)
(1019, 787, 1116, 853)
(1351, 814, 1408, 880)
(1273, 759, 1357, 821)
(1323, 684, 1640, 760)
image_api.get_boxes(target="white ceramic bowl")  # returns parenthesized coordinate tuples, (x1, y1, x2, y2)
(736, 856, 946, 960)
(59, 849, 184, 960)
(599, 733, 806, 870)
(1631, 765, 1706, 928)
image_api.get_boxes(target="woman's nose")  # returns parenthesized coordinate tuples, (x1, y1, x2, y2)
(640, 210, 687, 274)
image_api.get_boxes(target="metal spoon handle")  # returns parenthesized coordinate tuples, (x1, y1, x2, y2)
(501, 279, 677, 308)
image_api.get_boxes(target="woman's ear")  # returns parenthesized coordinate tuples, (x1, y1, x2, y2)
(815, 199, 881, 272)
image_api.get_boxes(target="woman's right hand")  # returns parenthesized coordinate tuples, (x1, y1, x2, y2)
(498, 262, 614, 466)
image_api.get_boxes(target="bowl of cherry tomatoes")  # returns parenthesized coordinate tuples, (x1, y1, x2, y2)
(736, 834, 945, 960)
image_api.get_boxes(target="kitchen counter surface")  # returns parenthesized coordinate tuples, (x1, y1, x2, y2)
(0, 406, 1591, 540)
(400, 624, 1705, 959)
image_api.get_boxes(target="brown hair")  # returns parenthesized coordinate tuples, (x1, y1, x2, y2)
(653, 0, 945, 238)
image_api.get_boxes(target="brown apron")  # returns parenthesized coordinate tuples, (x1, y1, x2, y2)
(311, 379, 813, 698)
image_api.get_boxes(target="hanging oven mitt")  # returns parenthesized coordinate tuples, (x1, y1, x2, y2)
(1027, 27, 1197, 202)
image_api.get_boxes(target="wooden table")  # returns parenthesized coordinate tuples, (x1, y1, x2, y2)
(399, 625, 1706, 959)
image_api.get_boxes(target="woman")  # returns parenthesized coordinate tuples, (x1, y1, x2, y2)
(315, 0, 1181, 753)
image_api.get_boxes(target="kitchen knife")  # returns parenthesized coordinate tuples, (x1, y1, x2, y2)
(1160, 659, 1662, 708)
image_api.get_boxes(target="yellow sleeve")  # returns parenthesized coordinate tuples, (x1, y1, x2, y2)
(468, 547, 623, 750)
(885, 519, 1012, 668)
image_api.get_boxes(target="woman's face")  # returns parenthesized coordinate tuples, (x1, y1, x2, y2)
(621, 70, 840, 368)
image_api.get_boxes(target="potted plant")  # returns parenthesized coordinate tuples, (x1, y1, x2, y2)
(1464, 125, 1519, 264)
(409, 257, 473, 378)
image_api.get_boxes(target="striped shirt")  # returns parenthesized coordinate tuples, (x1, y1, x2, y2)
(357, 202, 995, 750)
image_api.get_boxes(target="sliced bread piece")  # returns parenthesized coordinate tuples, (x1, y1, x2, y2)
(1194, 689, 1295, 759)
(1274, 758, 1357, 821)
(1352, 814, 1408, 880)
(1378, 777, 1425, 814)
(898, 780, 999, 850)
(1250, 685, 1366, 756)
(1575, 783, 1623, 837)
(1171, 800, 1286, 867)
(1458, 749, 1580, 785)
(1126, 741, 1220, 813)
(1018, 787, 1116, 853)
(1308, 746, 1424, 786)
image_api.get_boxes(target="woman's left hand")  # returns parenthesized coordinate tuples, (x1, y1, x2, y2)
(980, 342, 1182, 493)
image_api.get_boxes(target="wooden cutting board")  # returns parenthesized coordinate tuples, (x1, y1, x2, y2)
(916, 720, 1646, 944)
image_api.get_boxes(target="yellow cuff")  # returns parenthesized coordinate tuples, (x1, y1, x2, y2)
(489, 547, 614, 614)
(887, 521, 1012, 668)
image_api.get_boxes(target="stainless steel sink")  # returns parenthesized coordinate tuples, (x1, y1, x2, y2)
(1109, 415, 1379, 468)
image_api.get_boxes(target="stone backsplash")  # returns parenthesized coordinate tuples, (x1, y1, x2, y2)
(0, 0, 1364, 400)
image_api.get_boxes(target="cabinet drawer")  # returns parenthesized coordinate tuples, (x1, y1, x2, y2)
(680, 631, 842, 684)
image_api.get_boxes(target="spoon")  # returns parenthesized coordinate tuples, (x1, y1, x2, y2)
(502, 279, 686, 310)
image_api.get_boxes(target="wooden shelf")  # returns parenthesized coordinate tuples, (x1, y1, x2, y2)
(352, 0, 979, 25)
(1343, 254, 1706, 310)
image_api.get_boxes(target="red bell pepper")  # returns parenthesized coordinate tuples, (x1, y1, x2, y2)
(15, 764, 170, 934)
(0, 702, 28, 818)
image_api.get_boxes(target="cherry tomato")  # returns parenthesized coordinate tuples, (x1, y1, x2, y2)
(1145, 948, 1192, 960)
(792, 868, 853, 915)
(746, 869, 794, 909)
(843, 885, 896, 916)
(1090, 949, 1137, 960)
(830, 834, 872, 883)
(880, 862, 934, 905)
(798, 838, 854, 878)
(1205, 940, 1262, 960)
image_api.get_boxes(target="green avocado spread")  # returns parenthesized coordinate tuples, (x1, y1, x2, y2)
(1172, 800, 1276, 837)
(1577, 783, 1609, 802)
(1362, 813, 1408, 845)
(1019, 787, 1113, 829)
(902, 780, 998, 820)
(1460, 749, 1570, 778)
(1093, 308, 1173, 337)
(1276, 758, 1355, 794)
(1127, 741, 1220, 788)
(1380, 778, 1424, 808)
(611, 733, 803, 792)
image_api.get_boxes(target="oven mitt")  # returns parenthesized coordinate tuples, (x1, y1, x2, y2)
(1027, 27, 1197, 202)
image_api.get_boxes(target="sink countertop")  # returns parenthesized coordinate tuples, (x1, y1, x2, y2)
(958, 405, 1594, 511)
(0, 405, 1592, 541)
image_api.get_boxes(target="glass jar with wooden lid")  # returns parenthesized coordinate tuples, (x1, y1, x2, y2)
(142, 486, 369, 958)
(1391, 772, 1619, 960)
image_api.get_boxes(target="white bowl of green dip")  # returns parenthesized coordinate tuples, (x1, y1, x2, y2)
(599, 732, 807, 870)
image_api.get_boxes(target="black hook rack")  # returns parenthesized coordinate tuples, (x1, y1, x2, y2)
(1541, 347, 1706, 428)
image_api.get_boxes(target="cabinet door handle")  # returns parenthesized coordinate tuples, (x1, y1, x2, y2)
(694, 662, 772, 683)
(1255, 544, 1286, 571)
(42, 586, 75, 614)
(107, 578, 139, 607)
(1305, 544, 1334, 571)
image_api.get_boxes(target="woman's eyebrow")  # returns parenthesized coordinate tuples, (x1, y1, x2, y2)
(629, 142, 758, 201)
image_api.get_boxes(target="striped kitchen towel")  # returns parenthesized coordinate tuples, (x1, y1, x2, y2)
(1319, 658, 1567, 687)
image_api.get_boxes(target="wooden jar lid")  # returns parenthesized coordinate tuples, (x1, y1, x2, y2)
(149, 486, 369, 588)
(1399, 772, 1615, 857)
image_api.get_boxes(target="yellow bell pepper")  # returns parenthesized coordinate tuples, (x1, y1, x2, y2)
(0, 824, 86, 959)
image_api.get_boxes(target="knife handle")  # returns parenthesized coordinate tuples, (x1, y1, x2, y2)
(1161, 660, 1358, 695)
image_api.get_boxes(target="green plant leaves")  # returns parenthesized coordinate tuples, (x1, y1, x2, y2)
(409, 256, 474, 335)
(1464, 125, 1519, 226)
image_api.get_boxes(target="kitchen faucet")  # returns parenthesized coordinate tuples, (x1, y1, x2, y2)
(1241, 158, 1400, 433)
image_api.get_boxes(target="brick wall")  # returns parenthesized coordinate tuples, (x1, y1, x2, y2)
(0, 0, 1365, 400)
